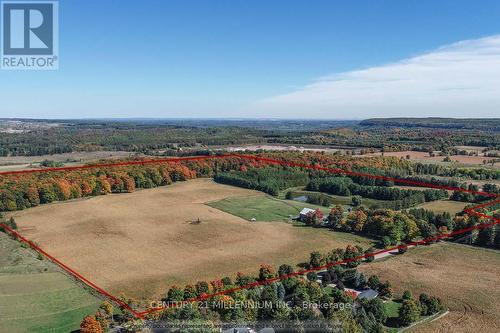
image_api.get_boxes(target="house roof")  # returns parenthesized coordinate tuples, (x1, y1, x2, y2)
(299, 208, 315, 215)
(357, 289, 379, 300)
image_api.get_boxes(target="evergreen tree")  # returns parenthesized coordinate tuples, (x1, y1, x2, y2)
(278, 264, 294, 277)
(368, 275, 381, 290)
(494, 225, 500, 249)
(476, 227, 493, 247)
(309, 251, 324, 268)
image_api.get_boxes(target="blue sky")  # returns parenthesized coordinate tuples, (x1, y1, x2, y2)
(1, 0, 500, 119)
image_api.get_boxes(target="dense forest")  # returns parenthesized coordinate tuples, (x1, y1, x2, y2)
(0, 118, 498, 156)
(306, 177, 448, 210)
(0, 122, 269, 156)
(359, 118, 500, 131)
(214, 166, 310, 196)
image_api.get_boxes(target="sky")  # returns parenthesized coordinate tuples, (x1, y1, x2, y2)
(1, 0, 500, 119)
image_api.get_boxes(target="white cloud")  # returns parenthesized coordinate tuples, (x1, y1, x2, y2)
(253, 35, 500, 118)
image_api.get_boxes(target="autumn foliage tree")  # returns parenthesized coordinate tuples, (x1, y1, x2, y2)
(309, 251, 324, 268)
(328, 205, 344, 228)
(183, 284, 197, 299)
(346, 209, 368, 232)
(0, 157, 252, 213)
(80, 315, 103, 333)
(305, 208, 324, 226)
(343, 245, 363, 268)
(99, 300, 113, 319)
(259, 264, 276, 281)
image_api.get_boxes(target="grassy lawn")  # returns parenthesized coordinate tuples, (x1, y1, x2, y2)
(209, 191, 403, 223)
(385, 299, 402, 318)
(207, 194, 330, 222)
(0, 232, 101, 333)
(383, 299, 403, 331)
(323, 286, 335, 296)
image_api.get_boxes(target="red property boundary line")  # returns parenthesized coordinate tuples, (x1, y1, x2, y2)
(0, 153, 499, 319)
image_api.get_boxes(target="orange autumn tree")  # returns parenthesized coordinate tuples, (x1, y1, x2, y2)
(54, 178, 72, 200)
(26, 186, 40, 206)
(80, 315, 103, 333)
(210, 279, 225, 292)
(346, 209, 368, 232)
(258, 264, 276, 281)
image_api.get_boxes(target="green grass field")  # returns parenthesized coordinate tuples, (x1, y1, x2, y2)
(207, 194, 330, 222)
(384, 299, 402, 318)
(0, 232, 101, 333)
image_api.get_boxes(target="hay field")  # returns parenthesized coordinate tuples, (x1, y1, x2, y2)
(359, 243, 500, 332)
(415, 200, 468, 214)
(364, 151, 498, 167)
(0, 151, 138, 172)
(10, 179, 372, 298)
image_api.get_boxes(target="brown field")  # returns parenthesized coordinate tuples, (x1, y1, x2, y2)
(9, 179, 372, 299)
(363, 151, 498, 167)
(395, 186, 431, 191)
(359, 243, 500, 332)
(0, 151, 139, 172)
(415, 200, 468, 214)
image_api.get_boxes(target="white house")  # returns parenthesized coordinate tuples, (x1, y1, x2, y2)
(299, 207, 316, 221)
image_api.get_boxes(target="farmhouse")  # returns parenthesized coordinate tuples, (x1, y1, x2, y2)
(357, 288, 379, 301)
(299, 207, 316, 221)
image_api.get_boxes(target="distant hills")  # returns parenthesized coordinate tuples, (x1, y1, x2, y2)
(360, 118, 500, 131)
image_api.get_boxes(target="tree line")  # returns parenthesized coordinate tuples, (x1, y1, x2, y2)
(307, 177, 448, 210)
(214, 166, 310, 196)
(0, 157, 252, 212)
(84, 244, 444, 333)
(304, 203, 500, 250)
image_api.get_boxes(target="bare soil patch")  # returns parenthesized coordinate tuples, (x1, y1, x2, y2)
(10, 179, 371, 298)
(415, 200, 468, 215)
(359, 243, 500, 332)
